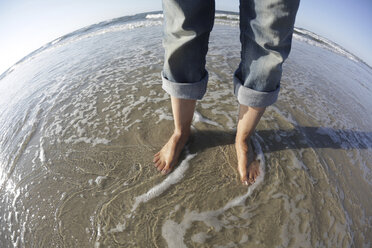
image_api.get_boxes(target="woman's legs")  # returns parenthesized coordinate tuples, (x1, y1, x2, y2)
(156, 0, 299, 184)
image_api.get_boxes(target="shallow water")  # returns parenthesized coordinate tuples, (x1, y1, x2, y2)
(1, 12, 372, 248)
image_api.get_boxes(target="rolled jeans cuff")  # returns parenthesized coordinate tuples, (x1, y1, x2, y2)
(161, 71, 208, 100)
(233, 75, 280, 107)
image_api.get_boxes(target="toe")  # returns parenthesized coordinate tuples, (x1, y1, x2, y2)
(157, 161, 166, 171)
(255, 170, 259, 179)
(240, 175, 248, 185)
(161, 164, 172, 175)
(153, 156, 160, 164)
(248, 174, 254, 185)
(153, 153, 160, 161)
(254, 167, 260, 180)
(154, 160, 161, 168)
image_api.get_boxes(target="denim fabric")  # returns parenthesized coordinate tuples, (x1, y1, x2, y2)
(162, 0, 300, 106)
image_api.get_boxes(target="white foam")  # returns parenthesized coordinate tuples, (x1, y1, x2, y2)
(95, 223, 102, 248)
(12, 189, 20, 208)
(72, 20, 162, 40)
(39, 145, 45, 163)
(191, 232, 210, 244)
(131, 152, 197, 212)
(146, 14, 164, 19)
(64, 136, 110, 146)
(108, 222, 126, 233)
(193, 111, 222, 128)
(95, 176, 107, 186)
(214, 13, 240, 26)
(291, 151, 309, 171)
(60, 192, 67, 201)
(215, 13, 239, 20)
(215, 19, 239, 27)
(162, 219, 188, 248)
(20, 221, 26, 246)
(154, 108, 173, 124)
(124, 119, 142, 131)
(145, 13, 239, 21)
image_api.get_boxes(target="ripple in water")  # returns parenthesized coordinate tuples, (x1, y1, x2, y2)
(1, 11, 372, 248)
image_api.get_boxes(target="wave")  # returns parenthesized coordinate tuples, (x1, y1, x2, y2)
(145, 14, 163, 19)
(293, 28, 361, 63)
(145, 12, 239, 21)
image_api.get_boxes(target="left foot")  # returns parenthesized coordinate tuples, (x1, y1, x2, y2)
(235, 140, 260, 185)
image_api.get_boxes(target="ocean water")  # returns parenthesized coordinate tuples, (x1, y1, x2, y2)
(0, 11, 372, 248)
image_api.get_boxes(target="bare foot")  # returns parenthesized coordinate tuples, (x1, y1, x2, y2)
(235, 140, 260, 185)
(153, 131, 190, 175)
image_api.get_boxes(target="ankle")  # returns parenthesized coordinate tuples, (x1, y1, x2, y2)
(173, 129, 190, 139)
(235, 138, 249, 150)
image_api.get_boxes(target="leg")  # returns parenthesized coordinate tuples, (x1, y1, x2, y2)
(234, 0, 299, 184)
(153, 97, 196, 174)
(235, 105, 265, 185)
(154, 0, 215, 174)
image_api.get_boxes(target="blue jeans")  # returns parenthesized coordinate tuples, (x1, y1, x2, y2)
(161, 0, 300, 107)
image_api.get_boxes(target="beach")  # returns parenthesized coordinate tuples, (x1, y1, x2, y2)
(0, 12, 372, 247)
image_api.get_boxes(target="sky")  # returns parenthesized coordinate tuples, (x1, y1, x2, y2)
(0, 0, 371, 75)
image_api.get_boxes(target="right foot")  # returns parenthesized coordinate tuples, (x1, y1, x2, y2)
(153, 131, 190, 175)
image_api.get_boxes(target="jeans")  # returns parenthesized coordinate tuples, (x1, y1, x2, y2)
(161, 0, 300, 107)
